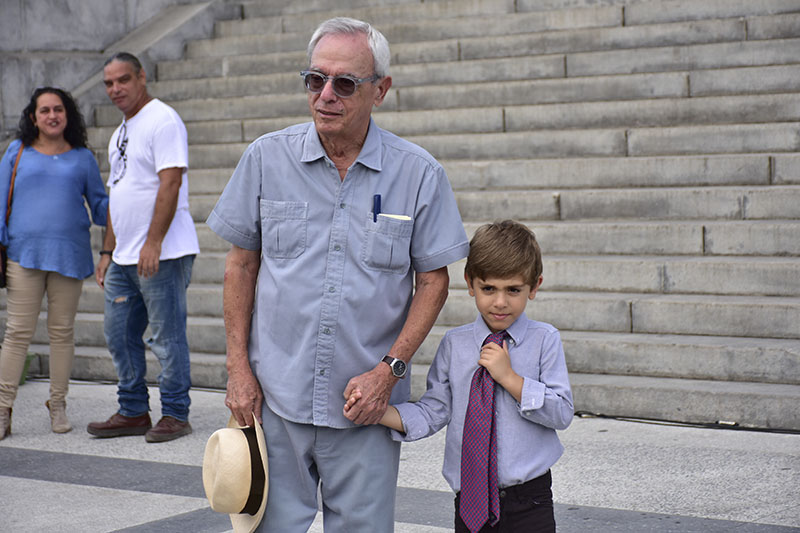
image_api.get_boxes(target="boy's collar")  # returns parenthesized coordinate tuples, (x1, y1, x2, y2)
(472, 314, 528, 346)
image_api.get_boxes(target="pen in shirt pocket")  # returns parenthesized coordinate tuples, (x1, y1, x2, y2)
(373, 194, 381, 222)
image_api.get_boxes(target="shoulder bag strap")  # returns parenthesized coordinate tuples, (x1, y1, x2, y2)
(6, 144, 23, 225)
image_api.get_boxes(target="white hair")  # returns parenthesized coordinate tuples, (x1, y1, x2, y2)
(306, 17, 390, 78)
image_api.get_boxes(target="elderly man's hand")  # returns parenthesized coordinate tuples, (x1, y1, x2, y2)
(225, 362, 264, 427)
(343, 364, 396, 425)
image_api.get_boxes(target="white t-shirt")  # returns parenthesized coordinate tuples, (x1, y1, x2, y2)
(107, 99, 199, 265)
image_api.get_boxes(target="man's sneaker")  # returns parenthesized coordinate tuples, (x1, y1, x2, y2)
(87, 412, 152, 438)
(145, 416, 192, 443)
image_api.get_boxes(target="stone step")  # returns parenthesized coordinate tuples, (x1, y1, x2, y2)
(175, 153, 795, 195)
(97, 69, 689, 126)
(405, 123, 800, 160)
(223, 3, 621, 42)
(164, 125, 792, 167)
(25, 342, 800, 429)
(40, 254, 797, 320)
(31, 324, 800, 389)
(624, 0, 800, 26)
(149, 54, 569, 101)
(567, 37, 800, 77)
(627, 123, 800, 157)
(239, 0, 427, 18)
(6, 290, 798, 359)
(415, 326, 798, 383)
(437, 290, 800, 339)
(189, 219, 800, 257)
(25, 343, 228, 390)
(223, 0, 800, 44)
(156, 50, 307, 82)
(88, 93, 800, 147)
(562, 332, 800, 385)
(568, 373, 800, 430)
(458, 13, 799, 61)
(181, 185, 800, 224)
(691, 64, 800, 98)
(441, 153, 798, 191)
(97, 61, 800, 127)
(446, 255, 800, 296)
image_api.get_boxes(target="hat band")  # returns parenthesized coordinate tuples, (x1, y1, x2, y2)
(240, 425, 266, 516)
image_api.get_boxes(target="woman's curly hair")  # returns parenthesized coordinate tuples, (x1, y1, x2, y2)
(17, 86, 88, 148)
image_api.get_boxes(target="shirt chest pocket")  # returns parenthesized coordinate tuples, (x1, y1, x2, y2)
(260, 200, 308, 259)
(361, 212, 413, 274)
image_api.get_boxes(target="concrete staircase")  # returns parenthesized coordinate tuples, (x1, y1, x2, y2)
(8, 0, 800, 429)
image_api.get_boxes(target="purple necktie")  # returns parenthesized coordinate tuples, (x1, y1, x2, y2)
(460, 330, 507, 532)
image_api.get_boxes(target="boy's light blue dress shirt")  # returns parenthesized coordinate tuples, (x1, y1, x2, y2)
(0, 140, 108, 279)
(391, 314, 574, 491)
(207, 120, 469, 428)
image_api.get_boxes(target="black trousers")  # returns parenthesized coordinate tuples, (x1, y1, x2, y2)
(454, 470, 556, 533)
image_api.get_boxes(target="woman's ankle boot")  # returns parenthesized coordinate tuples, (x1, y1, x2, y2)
(0, 407, 11, 440)
(46, 400, 72, 433)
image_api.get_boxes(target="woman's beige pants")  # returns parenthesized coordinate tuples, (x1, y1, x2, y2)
(0, 260, 83, 408)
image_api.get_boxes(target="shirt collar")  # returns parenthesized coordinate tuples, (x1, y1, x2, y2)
(300, 118, 383, 172)
(472, 314, 528, 347)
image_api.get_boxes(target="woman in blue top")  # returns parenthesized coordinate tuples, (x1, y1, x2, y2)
(0, 87, 108, 439)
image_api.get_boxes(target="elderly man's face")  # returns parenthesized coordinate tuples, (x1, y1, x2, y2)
(307, 32, 391, 145)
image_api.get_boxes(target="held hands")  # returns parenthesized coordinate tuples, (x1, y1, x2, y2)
(342, 364, 395, 425)
(343, 388, 362, 414)
(344, 387, 404, 432)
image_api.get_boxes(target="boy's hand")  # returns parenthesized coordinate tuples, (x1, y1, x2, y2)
(479, 340, 523, 402)
(343, 388, 362, 414)
(479, 340, 512, 380)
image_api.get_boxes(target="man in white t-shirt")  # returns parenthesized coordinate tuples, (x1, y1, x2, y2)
(87, 52, 200, 443)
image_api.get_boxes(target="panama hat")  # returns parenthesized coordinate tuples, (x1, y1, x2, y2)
(203, 414, 268, 533)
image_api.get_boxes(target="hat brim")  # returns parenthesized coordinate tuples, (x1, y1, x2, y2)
(227, 414, 268, 533)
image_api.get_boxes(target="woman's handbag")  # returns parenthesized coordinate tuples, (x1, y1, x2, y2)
(0, 144, 24, 288)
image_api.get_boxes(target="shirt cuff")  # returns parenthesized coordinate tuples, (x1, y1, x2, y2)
(519, 377, 545, 412)
(388, 403, 424, 442)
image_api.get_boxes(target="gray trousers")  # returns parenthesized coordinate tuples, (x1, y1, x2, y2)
(256, 401, 401, 532)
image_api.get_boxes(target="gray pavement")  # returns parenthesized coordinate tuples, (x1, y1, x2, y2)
(1, 378, 798, 532)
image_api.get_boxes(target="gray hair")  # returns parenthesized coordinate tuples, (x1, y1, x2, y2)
(307, 17, 390, 78)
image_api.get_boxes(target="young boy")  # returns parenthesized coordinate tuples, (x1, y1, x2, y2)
(345, 220, 573, 533)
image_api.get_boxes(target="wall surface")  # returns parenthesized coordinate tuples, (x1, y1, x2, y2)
(0, 0, 232, 142)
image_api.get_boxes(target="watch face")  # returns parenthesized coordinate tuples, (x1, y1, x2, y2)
(393, 360, 406, 377)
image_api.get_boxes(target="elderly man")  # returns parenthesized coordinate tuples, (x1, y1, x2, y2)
(207, 18, 468, 531)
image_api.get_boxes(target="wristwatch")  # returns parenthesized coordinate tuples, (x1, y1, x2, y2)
(381, 355, 407, 379)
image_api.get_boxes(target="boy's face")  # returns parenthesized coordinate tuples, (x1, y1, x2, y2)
(466, 274, 543, 333)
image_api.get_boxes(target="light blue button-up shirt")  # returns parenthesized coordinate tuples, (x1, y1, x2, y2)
(391, 314, 574, 491)
(207, 120, 469, 428)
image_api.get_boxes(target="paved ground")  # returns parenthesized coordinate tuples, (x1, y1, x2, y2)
(1, 378, 798, 532)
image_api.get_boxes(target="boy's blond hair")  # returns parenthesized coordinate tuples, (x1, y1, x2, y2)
(464, 220, 543, 288)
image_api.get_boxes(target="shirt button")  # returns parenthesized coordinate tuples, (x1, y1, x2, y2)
(499, 490, 506, 498)
(334, 244, 341, 251)
(329, 286, 335, 293)
(323, 327, 331, 335)
(340, 203, 346, 209)
(319, 369, 325, 375)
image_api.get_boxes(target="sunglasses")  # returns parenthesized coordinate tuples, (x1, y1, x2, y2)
(112, 121, 128, 185)
(300, 70, 379, 98)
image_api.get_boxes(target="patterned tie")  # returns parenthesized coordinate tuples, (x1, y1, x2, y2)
(460, 330, 507, 532)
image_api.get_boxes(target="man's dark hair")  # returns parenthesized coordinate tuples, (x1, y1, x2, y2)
(104, 51, 144, 75)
